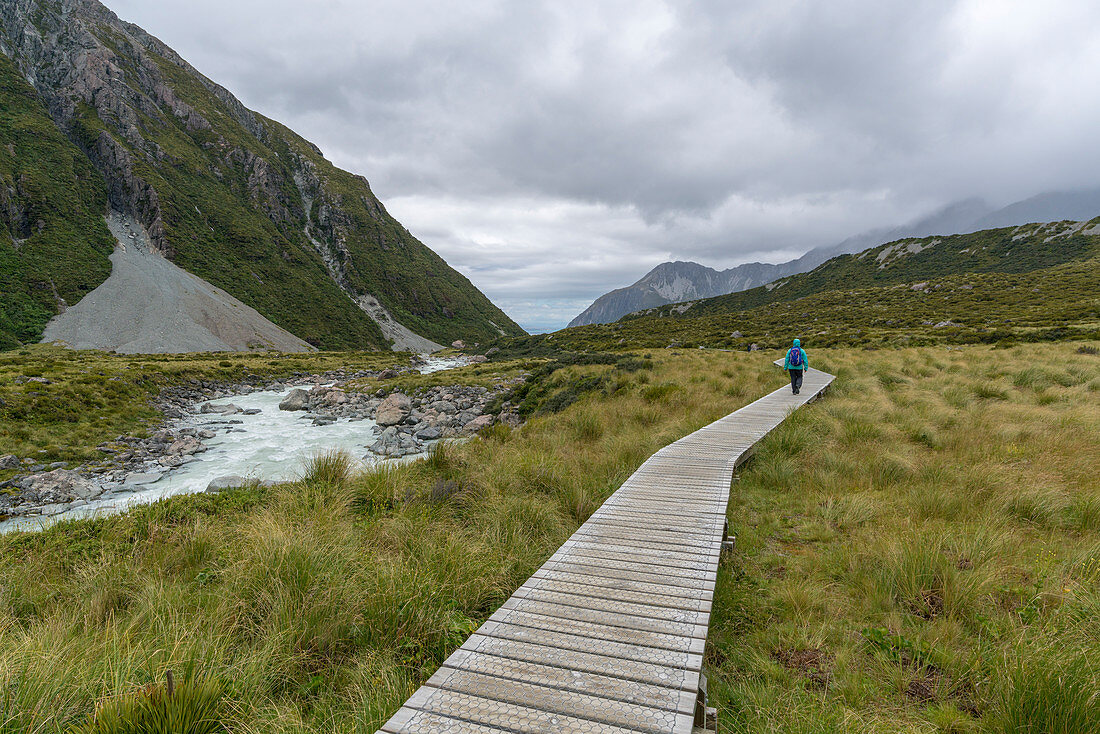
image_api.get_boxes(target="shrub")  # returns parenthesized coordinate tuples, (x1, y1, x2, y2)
(69, 676, 225, 734)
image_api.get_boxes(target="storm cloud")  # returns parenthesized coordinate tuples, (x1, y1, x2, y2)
(108, 0, 1100, 331)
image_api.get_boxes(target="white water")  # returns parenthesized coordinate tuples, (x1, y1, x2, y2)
(1, 355, 469, 533)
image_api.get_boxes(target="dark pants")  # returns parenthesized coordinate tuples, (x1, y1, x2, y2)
(789, 369, 803, 394)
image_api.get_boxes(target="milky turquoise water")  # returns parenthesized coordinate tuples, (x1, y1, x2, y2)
(0, 356, 468, 533)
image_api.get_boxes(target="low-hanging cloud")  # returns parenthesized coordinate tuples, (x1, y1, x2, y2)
(108, 0, 1100, 331)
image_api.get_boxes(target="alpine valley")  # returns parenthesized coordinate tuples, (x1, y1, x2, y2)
(0, 0, 524, 353)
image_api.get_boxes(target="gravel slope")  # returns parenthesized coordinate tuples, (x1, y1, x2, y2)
(41, 213, 314, 353)
(355, 294, 444, 353)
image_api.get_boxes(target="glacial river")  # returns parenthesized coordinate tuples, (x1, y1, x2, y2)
(0, 355, 468, 533)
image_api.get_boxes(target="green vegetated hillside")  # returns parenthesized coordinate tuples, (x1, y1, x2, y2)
(526, 220, 1100, 352)
(685, 219, 1100, 319)
(0, 54, 115, 351)
(0, 1, 523, 350)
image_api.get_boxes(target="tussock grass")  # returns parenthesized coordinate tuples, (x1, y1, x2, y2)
(4, 342, 1097, 732)
(710, 342, 1100, 732)
(68, 676, 225, 734)
(0, 348, 779, 731)
(300, 449, 354, 486)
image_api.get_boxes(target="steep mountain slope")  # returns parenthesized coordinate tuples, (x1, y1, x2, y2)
(569, 192, 1100, 328)
(0, 51, 115, 350)
(0, 0, 523, 351)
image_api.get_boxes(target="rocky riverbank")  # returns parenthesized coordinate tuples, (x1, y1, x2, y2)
(0, 357, 525, 523)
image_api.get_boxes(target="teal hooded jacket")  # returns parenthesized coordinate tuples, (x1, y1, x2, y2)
(784, 338, 808, 371)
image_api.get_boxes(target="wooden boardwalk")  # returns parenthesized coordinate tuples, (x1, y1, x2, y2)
(379, 365, 835, 734)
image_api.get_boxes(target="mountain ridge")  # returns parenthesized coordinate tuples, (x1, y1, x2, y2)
(568, 191, 1100, 328)
(525, 217, 1100, 354)
(0, 0, 523, 351)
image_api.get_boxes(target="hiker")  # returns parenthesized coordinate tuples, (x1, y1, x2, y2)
(784, 338, 808, 394)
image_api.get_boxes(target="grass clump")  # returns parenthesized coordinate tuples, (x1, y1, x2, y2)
(993, 636, 1100, 734)
(300, 449, 354, 486)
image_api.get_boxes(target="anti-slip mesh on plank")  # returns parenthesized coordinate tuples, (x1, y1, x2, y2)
(379, 366, 834, 734)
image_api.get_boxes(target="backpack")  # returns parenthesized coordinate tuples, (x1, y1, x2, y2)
(788, 348, 803, 367)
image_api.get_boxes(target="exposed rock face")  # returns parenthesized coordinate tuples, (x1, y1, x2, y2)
(569, 261, 812, 328)
(375, 392, 412, 426)
(0, 454, 18, 470)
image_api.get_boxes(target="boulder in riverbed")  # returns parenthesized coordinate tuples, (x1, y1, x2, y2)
(317, 389, 349, 406)
(375, 392, 412, 426)
(125, 470, 166, 485)
(19, 469, 102, 502)
(167, 436, 204, 455)
(416, 426, 443, 440)
(463, 415, 495, 433)
(206, 475, 249, 492)
(279, 389, 311, 411)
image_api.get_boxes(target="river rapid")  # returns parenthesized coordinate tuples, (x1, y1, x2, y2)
(0, 355, 470, 533)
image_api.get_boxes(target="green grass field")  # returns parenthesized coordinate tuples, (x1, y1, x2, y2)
(1, 343, 1098, 733)
(711, 342, 1100, 732)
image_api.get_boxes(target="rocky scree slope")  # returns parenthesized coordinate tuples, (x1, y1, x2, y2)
(40, 211, 315, 353)
(0, 0, 523, 351)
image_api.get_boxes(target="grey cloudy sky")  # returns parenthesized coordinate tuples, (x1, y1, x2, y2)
(108, 0, 1100, 332)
